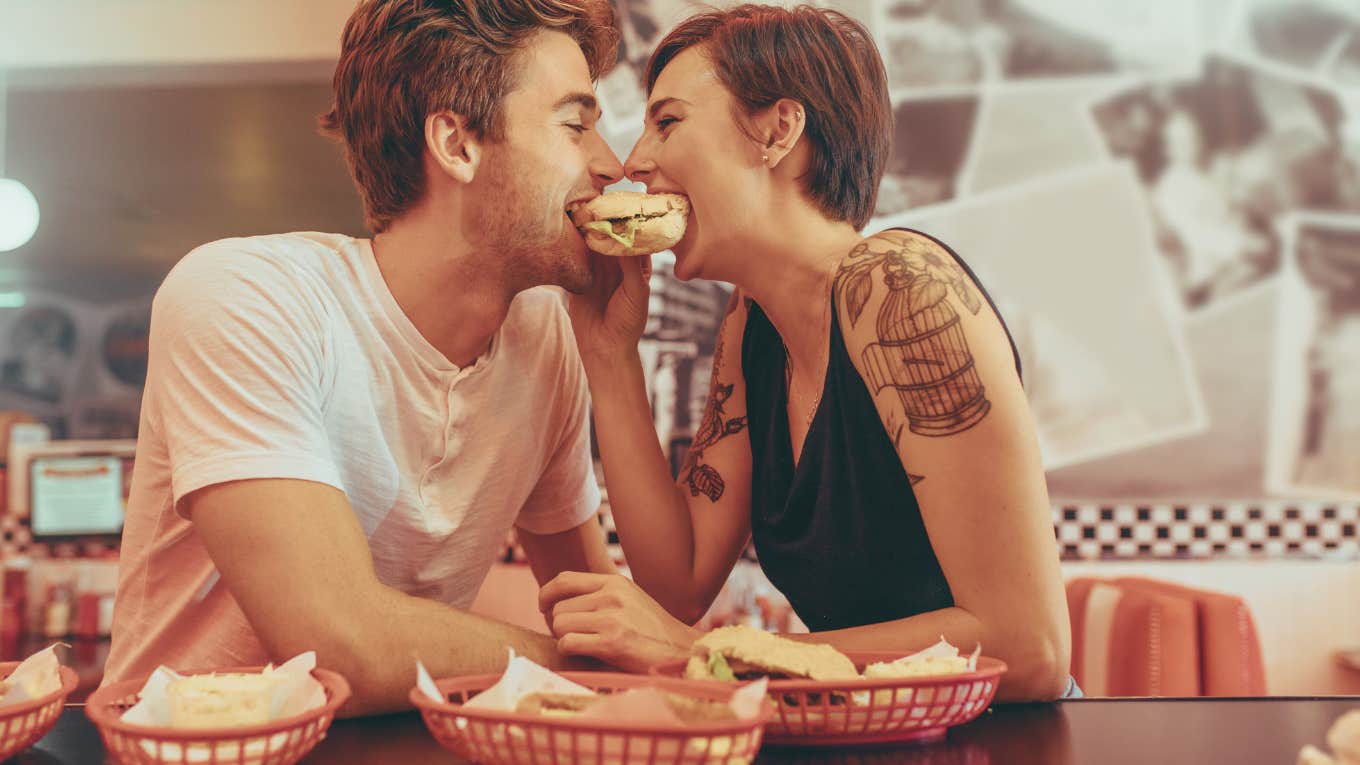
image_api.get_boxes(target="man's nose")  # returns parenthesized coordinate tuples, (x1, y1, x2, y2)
(589, 133, 624, 186)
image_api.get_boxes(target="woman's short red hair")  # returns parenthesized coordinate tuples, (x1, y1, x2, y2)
(645, 4, 891, 230)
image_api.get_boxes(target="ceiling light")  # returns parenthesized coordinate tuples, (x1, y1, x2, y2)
(0, 178, 38, 251)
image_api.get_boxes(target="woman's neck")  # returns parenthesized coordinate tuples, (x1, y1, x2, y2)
(728, 216, 863, 375)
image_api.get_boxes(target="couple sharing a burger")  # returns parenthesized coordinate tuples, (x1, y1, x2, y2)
(105, 1, 1074, 716)
(542, 6, 1075, 703)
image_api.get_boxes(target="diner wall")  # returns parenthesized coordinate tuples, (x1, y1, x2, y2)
(616, 0, 1360, 562)
(0, 292, 149, 442)
(3, 2, 1357, 565)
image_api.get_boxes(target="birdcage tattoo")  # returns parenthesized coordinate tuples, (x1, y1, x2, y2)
(862, 279, 990, 437)
(839, 232, 990, 437)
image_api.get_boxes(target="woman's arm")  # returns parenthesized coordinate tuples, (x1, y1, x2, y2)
(816, 229, 1071, 701)
(567, 257, 756, 623)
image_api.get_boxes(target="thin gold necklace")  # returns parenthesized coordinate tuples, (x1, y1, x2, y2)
(791, 262, 837, 426)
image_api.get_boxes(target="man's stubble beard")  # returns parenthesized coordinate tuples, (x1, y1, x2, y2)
(466, 151, 594, 295)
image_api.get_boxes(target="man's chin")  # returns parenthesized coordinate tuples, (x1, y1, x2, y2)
(557, 230, 595, 294)
(558, 259, 595, 294)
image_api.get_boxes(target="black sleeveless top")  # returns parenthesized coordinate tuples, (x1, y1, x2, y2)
(742, 228, 1021, 632)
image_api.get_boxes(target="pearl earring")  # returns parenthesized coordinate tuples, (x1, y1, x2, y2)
(762, 154, 770, 164)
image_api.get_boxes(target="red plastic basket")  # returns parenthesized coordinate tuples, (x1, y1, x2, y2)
(0, 661, 79, 760)
(85, 666, 351, 765)
(651, 651, 1006, 746)
(411, 671, 772, 765)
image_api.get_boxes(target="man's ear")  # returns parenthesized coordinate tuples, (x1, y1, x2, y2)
(426, 110, 481, 184)
(757, 98, 806, 169)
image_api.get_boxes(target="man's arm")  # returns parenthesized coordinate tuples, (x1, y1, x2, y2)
(517, 517, 617, 586)
(189, 478, 572, 717)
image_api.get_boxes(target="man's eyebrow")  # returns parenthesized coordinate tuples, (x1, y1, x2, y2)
(647, 97, 689, 121)
(553, 92, 599, 115)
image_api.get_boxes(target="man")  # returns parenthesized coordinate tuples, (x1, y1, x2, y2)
(104, 0, 624, 716)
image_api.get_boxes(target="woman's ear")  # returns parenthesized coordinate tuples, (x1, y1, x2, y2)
(426, 110, 482, 184)
(758, 98, 806, 169)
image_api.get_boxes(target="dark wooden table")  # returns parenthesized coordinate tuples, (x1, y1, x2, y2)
(15, 697, 1360, 764)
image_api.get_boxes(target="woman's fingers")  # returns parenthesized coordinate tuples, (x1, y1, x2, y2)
(617, 253, 651, 308)
(557, 631, 611, 660)
(554, 617, 653, 671)
(557, 629, 687, 673)
(549, 609, 610, 637)
(554, 610, 627, 663)
(547, 591, 620, 626)
(538, 571, 614, 615)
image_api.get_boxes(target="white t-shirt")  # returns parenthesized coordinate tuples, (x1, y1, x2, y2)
(104, 232, 599, 684)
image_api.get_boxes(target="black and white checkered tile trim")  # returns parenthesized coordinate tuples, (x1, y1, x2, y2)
(0, 514, 117, 560)
(0, 513, 31, 558)
(4, 501, 1359, 562)
(1054, 502, 1360, 560)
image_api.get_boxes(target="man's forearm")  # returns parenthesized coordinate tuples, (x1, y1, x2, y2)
(286, 583, 568, 717)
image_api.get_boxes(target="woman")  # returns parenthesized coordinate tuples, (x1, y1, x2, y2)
(546, 3, 1072, 701)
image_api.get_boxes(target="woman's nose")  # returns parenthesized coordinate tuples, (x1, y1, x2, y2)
(625, 159, 656, 184)
(624, 140, 657, 184)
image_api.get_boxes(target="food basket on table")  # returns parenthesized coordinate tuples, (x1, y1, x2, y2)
(412, 670, 772, 765)
(85, 665, 350, 765)
(652, 651, 1006, 747)
(0, 660, 79, 760)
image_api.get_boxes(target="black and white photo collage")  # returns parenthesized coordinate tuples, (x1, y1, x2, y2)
(0, 291, 149, 441)
(589, 0, 1360, 515)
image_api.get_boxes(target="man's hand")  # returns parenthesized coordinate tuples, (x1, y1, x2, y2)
(538, 572, 700, 673)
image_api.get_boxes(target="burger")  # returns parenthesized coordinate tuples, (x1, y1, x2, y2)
(573, 191, 690, 257)
(684, 625, 859, 684)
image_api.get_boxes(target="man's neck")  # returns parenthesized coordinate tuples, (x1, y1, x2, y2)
(370, 216, 514, 369)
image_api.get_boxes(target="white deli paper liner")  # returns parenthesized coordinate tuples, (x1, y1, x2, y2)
(415, 659, 443, 704)
(0, 644, 64, 707)
(855, 637, 983, 709)
(1298, 710, 1360, 765)
(894, 636, 982, 672)
(119, 652, 329, 764)
(461, 650, 594, 711)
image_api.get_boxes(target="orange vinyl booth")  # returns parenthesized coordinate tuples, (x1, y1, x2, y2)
(1066, 577, 1266, 697)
